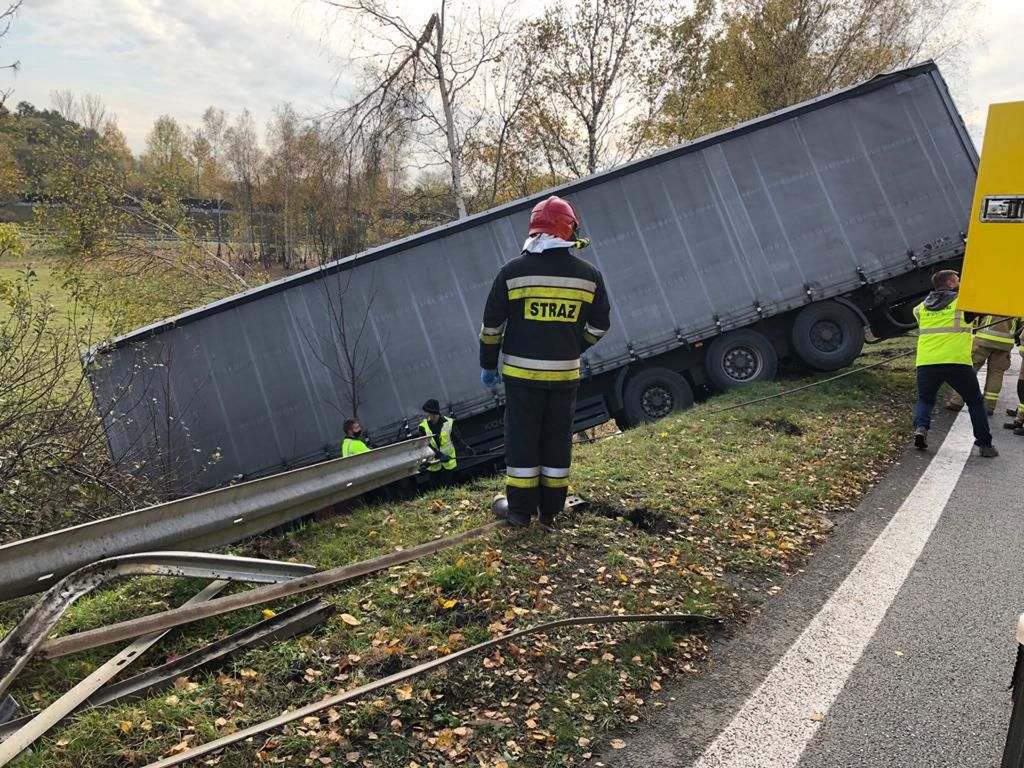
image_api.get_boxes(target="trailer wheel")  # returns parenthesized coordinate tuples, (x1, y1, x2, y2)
(622, 367, 694, 425)
(705, 330, 778, 390)
(790, 301, 864, 371)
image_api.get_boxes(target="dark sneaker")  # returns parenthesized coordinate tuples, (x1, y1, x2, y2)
(913, 428, 928, 450)
(1004, 420, 1022, 430)
(980, 445, 999, 458)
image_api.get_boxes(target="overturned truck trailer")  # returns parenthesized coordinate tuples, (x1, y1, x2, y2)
(87, 62, 978, 491)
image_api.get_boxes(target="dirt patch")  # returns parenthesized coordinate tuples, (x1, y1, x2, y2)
(587, 502, 676, 535)
(749, 416, 804, 436)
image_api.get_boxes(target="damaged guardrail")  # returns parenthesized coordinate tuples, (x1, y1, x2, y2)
(0, 552, 316, 703)
(0, 580, 230, 762)
(0, 437, 433, 602)
(0, 598, 334, 742)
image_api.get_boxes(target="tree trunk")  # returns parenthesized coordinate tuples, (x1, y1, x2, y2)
(433, 7, 469, 219)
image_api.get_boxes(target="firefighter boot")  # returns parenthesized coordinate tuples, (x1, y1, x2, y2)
(492, 495, 530, 528)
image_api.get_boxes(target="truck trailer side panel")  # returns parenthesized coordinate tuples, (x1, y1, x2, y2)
(88, 63, 977, 490)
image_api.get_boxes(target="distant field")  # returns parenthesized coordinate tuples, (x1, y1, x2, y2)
(0, 258, 107, 337)
(0, 258, 73, 312)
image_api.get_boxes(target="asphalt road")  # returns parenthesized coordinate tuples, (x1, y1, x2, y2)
(603, 361, 1024, 768)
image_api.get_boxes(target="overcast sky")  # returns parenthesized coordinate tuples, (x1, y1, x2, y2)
(3, 0, 1022, 155)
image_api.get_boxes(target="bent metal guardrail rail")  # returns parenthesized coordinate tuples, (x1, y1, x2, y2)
(0, 552, 317, 706)
(0, 438, 433, 602)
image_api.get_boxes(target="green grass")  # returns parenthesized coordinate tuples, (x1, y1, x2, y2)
(2, 339, 918, 767)
(0, 258, 73, 313)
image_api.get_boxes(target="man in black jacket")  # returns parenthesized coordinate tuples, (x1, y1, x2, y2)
(479, 195, 612, 527)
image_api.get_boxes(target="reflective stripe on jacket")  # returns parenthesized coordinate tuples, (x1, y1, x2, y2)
(479, 249, 611, 388)
(342, 437, 370, 458)
(913, 298, 972, 366)
(974, 315, 1019, 349)
(419, 417, 456, 471)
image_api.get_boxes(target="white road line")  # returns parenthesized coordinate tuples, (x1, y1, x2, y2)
(692, 380, 993, 767)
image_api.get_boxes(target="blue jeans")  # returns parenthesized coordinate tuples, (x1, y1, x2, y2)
(914, 364, 992, 447)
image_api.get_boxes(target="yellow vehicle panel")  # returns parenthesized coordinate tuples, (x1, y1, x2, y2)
(959, 101, 1024, 316)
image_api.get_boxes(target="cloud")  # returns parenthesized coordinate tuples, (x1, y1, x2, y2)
(1, 0, 1021, 154)
(959, 0, 1024, 147)
(3, 0, 357, 151)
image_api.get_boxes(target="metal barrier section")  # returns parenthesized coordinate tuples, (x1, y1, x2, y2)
(0, 553, 317, 702)
(0, 438, 432, 602)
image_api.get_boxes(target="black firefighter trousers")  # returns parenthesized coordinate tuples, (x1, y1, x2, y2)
(504, 383, 577, 523)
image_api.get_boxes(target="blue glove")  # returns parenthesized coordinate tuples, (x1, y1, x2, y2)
(481, 368, 502, 390)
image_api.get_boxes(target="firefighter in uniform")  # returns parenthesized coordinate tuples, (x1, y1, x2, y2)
(479, 195, 612, 527)
(912, 269, 997, 457)
(1004, 342, 1024, 436)
(945, 315, 1020, 414)
(341, 419, 371, 457)
(418, 399, 458, 487)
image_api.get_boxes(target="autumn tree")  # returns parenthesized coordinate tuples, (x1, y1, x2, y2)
(187, 129, 212, 196)
(224, 109, 263, 263)
(323, 0, 513, 219)
(141, 114, 192, 193)
(633, 0, 723, 149)
(0, 1, 21, 105)
(710, 0, 977, 121)
(527, 0, 659, 177)
(264, 103, 306, 268)
(462, 38, 562, 209)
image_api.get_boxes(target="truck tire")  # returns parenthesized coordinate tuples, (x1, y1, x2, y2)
(790, 301, 865, 371)
(622, 367, 694, 425)
(705, 330, 778, 390)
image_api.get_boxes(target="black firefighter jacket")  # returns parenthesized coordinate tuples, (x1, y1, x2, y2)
(478, 247, 612, 388)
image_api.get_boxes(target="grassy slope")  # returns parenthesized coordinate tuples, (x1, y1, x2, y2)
(1, 340, 917, 767)
(0, 259, 72, 310)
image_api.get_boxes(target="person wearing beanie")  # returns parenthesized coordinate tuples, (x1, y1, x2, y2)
(417, 398, 462, 487)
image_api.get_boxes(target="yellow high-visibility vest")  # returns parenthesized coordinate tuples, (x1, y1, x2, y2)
(419, 417, 456, 471)
(913, 297, 972, 366)
(342, 437, 370, 458)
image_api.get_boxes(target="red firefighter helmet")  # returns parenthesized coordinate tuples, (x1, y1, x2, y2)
(528, 195, 579, 241)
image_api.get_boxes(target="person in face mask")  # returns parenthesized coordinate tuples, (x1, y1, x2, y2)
(341, 419, 371, 458)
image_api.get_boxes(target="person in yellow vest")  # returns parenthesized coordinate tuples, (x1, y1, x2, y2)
(418, 399, 459, 487)
(945, 315, 1020, 415)
(341, 419, 370, 458)
(912, 270, 997, 457)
